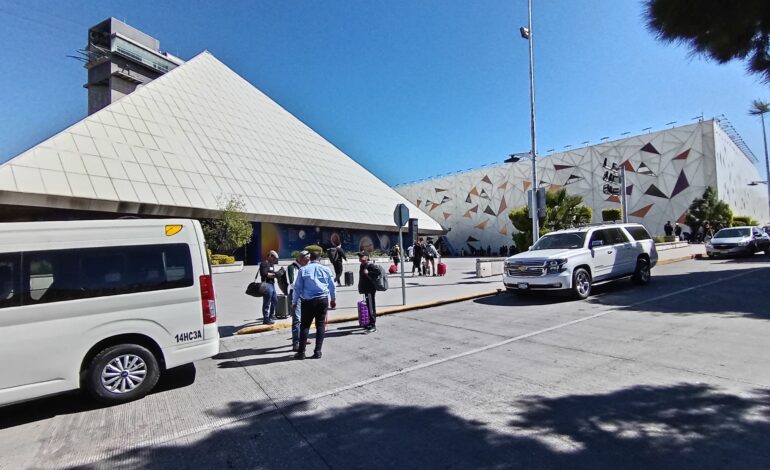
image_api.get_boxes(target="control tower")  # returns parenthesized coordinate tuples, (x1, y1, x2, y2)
(83, 18, 183, 115)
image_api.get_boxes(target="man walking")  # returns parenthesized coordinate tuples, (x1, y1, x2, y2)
(412, 238, 424, 276)
(674, 223, 683, 241)
(664, 221, 673, 237)
(292, 249, 336, 359)
(425, 239, 439, 276)
(287, 250, 310, 351)
(358, 252, 380, 332)
(328, 242, 347, 286)
(259, 250, 281, 325)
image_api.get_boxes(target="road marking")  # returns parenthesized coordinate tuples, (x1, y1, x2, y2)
(132, 266, 761, 455)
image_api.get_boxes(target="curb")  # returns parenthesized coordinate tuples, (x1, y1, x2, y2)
(234, 253, 701, 336)
(234, 290, 499, 336)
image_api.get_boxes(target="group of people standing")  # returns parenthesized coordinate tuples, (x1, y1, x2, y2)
(257, 246, 381, 360)
(407, 237, 440, 276)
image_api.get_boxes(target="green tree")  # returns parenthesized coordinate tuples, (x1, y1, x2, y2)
(644, 0, 770, 82)
(601, 208, 622, 222)
(509, 189, 593, 249)
(685, 187, 734, 233)
(733, 215, 759, 226)
(201, 196, 254, 255)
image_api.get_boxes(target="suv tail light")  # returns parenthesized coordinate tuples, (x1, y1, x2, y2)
(199, 274, 217, 324)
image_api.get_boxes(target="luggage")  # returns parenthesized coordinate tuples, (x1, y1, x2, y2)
(388, 264, 398, 274)
(437, 261, 447, 276)
(275, 294, 289, 319)
(344, 271, 354, 286)
(357, 299, 370, 328)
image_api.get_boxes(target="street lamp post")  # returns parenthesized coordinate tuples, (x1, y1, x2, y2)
(521, 0, 539, 243)
(760, 113, 770, 223)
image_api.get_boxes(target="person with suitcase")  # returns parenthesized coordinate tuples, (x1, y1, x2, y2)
(425, 239, 439, 276)
(411, 239, 424, 276)
(287, 250, 310, 351)
(357, 252, 381, 332)
(327, 243, 347, 287)
(292, 249, 336, 359)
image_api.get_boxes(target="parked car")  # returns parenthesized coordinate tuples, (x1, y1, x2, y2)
(503, 223, 658, 299)
(705, 226, 770, 257)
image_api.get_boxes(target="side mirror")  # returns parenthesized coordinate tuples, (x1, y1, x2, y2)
(591, 240, 603, 248)
(527, 246, 532, 251)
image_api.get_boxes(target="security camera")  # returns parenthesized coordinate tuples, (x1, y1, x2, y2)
(519, 27, 530, 39)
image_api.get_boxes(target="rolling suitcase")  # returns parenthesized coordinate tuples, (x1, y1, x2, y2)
(388, 264, 398, 274)
(275, 294, 289, 319)
(437, 262, 447, 276)
(357, 299, 370, 328)
(344, 271, 354, 286)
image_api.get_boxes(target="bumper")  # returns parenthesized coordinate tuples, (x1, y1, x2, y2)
(706, 245, 752, 256)
(503, 270, 572, 291)
(164, 335, 220, 369)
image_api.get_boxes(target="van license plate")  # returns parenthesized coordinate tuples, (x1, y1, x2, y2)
(517, 282, 529, 289)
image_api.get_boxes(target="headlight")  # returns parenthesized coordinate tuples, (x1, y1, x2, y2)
(546, 259, 567, 273)
(738, 239, 750, 246)
(705, 241, 712, 248)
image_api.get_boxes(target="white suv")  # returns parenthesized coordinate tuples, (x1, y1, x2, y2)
(503, 223, 658, 299)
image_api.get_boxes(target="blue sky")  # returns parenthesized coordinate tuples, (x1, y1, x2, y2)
(0, 0, 768, 186)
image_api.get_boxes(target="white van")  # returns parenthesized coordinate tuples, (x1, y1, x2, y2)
(0, 218, 219, 406)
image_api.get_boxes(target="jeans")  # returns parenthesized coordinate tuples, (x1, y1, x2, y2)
(262, 283, 277, 321)
(290, 295, 301, 344)
(298, 297, 328, 353)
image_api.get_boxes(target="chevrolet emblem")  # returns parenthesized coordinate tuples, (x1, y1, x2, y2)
(518, 266, 528, 272)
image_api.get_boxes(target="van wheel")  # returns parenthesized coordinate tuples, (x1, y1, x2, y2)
(84, 344, 160, 405)
(572, 268, 591, 299)
(632, 257, 651, 285)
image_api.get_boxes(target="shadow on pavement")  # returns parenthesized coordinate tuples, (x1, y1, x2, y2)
(64, 383, 770, 469)
(0, 364, 197, 430)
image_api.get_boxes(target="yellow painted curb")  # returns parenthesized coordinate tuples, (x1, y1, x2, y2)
(656, 254, 698, 266)
(235, 290, 499, 336)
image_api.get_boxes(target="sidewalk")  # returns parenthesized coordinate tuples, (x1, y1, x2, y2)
(214, 243, 705, 336)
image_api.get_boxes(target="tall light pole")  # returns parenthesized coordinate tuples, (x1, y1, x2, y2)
(520, 0, 539, 243)
(749, 100, 770, 223)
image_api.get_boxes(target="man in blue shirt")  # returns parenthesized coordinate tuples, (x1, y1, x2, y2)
(291, 249, 336, 359)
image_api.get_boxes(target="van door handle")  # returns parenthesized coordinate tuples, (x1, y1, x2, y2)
(607, 250, 613, 254)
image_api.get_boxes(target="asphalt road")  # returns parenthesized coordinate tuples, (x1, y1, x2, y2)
(2, 256, 769, 470)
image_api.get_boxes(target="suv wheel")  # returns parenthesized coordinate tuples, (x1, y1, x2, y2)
(632, 257, 651, 285)
(83, 344, 160, 405)
(572, 268, 592, 299)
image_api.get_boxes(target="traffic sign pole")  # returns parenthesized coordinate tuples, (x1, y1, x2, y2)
(394, 204, 409, 306)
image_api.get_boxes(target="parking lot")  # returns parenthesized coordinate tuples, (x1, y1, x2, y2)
(2, 256, 769, 469)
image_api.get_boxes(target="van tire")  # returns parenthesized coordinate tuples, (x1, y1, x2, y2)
(84, 344, 160, 405)
(632, 257, 651, 285)
(572, 268, 592, 300)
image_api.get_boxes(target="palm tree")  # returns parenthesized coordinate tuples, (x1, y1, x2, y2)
(749, 99, 770, 223)
(644, 0, 770, 83)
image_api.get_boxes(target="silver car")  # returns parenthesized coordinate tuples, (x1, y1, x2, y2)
(706, 226, 770, 257)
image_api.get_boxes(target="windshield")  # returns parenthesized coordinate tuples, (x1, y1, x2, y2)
(531, 232, 587, 250)
(715, 228, 750, 238)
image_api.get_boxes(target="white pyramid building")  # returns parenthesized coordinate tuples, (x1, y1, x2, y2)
(0, 51, 442, 234)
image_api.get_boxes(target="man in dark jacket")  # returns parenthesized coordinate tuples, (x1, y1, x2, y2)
(411, 239, 424, 276)
(358, 252, 380, 332)
(328, 243, 347, 286)
(259, 250, 282, 325)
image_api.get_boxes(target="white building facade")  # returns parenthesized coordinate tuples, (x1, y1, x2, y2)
(396, 120, 768, 254)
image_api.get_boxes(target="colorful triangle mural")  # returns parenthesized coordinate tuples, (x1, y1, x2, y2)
(481, 175, 493, 184)
(606, 195, 621, 203)
(676, 211, 687, 224)
(673, 149, 690, 160)
(630, 203, 654, 218)
(430, 202, 440, 211)
(622, 160, 635, 172)
(435, 188, 447, 192)
(670, 170, 690, 198)
(548, 184, 563, 193)
(469, 186, 479, 196)
(626, 184, 633, 196)
(497, 198, 508, 215)
(554, 164, 575, 171)
(443, 212, 451, 220)
(474, 220, 488, 230)
(499, 226, 508, 235)
(644, 184, 668, 199)
(640, 143, 660, 154)
(637, 163, 655, 176)
(483, 205, 496, 216)
(523, 181, 532, 191)
(499, 181, 509, 190)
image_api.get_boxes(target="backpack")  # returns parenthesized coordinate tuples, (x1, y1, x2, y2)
(370, 264, 389, 291)
(327, 247, 338, 262)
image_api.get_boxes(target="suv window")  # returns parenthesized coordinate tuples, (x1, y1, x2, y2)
(625, 226, 651, 241)
(589, 230, 609, 247)
(606, 228, 629, 245)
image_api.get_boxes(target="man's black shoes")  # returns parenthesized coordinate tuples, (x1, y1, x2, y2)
(311, 351, 322, 359)
(294, 351, 306, 360)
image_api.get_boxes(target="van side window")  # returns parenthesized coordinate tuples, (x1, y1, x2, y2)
(0, 253, 21, 309)
(625, 226, 652, 241)
(23, 244, 194, 306)
(589, 230, 609, 247)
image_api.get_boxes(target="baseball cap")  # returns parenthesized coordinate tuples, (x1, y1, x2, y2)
(299, 250, 310, 257)
(268, 250, 279, 258)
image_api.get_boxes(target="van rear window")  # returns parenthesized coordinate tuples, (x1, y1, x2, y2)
(21, 243, 193, 306)
(625, 226, 652, 241)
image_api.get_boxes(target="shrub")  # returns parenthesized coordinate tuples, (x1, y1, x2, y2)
(211, 254, 236, 264)
(602, 208, 622, 222)
(201, 196, 253, 255)
(733, 215, 759, 226)
(653, 235, 677, 243)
